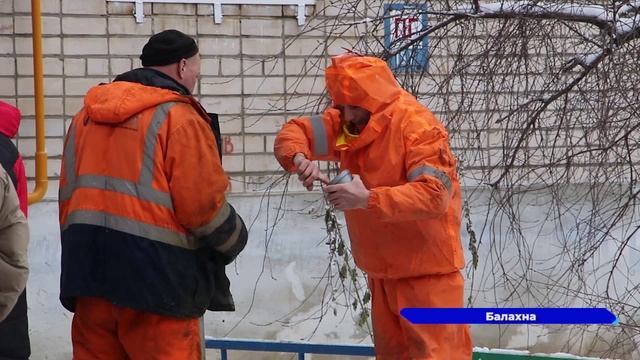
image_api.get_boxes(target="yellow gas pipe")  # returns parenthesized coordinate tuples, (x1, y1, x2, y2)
(28, 0, 48, 204)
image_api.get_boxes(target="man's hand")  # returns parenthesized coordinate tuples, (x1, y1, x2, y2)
(293, 153, 329, 191)
(323, 174, 370, 211)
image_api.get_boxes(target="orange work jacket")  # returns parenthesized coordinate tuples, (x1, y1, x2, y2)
(275, 55, 464, 278)
(59, 76, 247, 317)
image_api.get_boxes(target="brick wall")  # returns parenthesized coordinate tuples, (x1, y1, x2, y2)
(1, 0, 599, 198)
(1, 0, 364, 197)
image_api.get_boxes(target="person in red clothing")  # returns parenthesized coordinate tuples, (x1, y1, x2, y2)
(0, 101, 28, 217)
(0, 101, 30, 359)
(274, 54, 472, 359)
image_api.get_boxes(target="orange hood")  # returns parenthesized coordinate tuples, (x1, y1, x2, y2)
(325, 55, 402, 113)
(83, 81, 185, 124)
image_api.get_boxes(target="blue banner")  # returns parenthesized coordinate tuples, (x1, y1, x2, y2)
(400, 308, 618, 325)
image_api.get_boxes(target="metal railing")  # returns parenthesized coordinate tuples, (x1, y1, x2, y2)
(205, 337, 606, 360)
(205, 337, 374, 360)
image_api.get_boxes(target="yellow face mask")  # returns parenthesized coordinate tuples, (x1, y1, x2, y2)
(336, 123, 359, 150)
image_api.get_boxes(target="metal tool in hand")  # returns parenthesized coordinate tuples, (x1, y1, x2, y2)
(328, 169, 353, 185)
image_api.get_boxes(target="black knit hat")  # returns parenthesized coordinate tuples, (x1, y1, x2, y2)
(140, 29, 199, 67)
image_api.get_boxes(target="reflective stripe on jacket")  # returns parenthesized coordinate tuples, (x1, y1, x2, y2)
(275, 55, 464, 278)
(59, 78, 247, 317)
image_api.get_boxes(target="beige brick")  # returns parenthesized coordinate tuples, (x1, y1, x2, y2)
(64, 58, 86, 76)
(197, 17, 240, 36)
(222, 154, 244, 173)
(108, 16, 153, 35)
(20, 117, 65, 137)
(87, 58, 109, 75)
(62, 0, 106, 15)
(263, 58, 284, 75)
(62, 17, 107, 35)
(0, 17, 12, 35)
(63, 37, 107, 55)
(201, 77, 242, 96)
(200, 96, 242, 115)
(0, 37, 12, 55)
(200, 58, 219, 76)
(0, 2, 12, 13)
(226, 175, 244, 193)
(45, 138, 65, 157)
(284, 4, 316, 17)
(241, 5, 281, 17)
(220, 57, 241, 76)
(284, 18, 325, 37)
(199, 38, 240, 56)
(284, 58, 306, 75)
(304, 56, 327, 74)
(108, 37, 148, 56)
(242, 38, 283, 56)
(244, 135, 264, 153)
(0, 80, 15, 96)
(44, 58, 64, 76)
(18, 57, 63, 76)
(286, 76, 324, 95)
(18, 120, 34, 137)
(244, 115, 285, 134)
(286, 94, 323, 113)
(242, 58, 263, 76)
(16, 37, 61, 55)
(221, 5, 241, 16)
(110, 58, 132, 75)
(65, 78, 107, 96)
(241, 19, 283, 37)
(153, 3, 196, 15)
(107, 2, 151, 15)
(244, 95, 286, 114)
(18, 77, 64, 96)
(221, 135, 243, 154)
(131, 57, 141, 69)
(197, 5, 214, 16)
(244, 77, 284, 95)
(327, 37, 357, 55)
(218, 115, 242, 134)
(14, 0, 60, 13)
(48, 159, 63, 178)
(17, 97, 64, 116)
(46, 117, 67, 135)
(284, 38, 325, 56)
(65, 97, 84, 116)
(265, 135, 276, 153)
(18, 139, 36, 158)
(0, 57, 15, 76)
(152, 16, 197, 36)
(15, 16, 60, 35)
(245, 154, 280, 172)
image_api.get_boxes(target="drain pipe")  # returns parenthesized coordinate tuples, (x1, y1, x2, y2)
(28, 0, 48, 204)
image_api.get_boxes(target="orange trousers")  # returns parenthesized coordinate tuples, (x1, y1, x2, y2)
(71, 297, 203, 360)
(369, 272, 472, 360)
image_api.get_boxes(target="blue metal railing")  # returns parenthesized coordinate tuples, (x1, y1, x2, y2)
(205, 337, 375, 360)
(205, 338, 607, 360)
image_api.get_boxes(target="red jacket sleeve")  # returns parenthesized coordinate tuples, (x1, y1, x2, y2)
(13, 155, 27, 218)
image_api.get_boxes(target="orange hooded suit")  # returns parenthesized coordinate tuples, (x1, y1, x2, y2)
(275, 55, 472, 359)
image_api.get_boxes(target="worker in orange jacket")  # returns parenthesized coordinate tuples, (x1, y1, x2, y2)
(274, 54, 472, 359)
(59, 29, 248, 359)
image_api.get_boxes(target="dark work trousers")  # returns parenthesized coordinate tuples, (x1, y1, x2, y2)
(0, 289, 30, 360)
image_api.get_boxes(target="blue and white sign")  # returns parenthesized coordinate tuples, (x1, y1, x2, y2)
(384, 3, 429, 72)
(401, 308, 619, 325)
